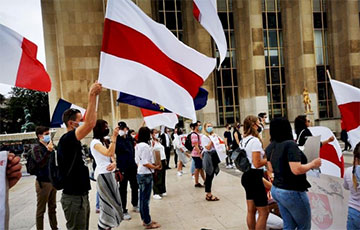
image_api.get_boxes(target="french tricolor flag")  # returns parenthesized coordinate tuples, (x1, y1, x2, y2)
(141, 108, 178, 130)
(98, 0, 216, 122)
(50, 99, 86, 128)
(0, 24, 51, 92)
(329, 78, 360, 149)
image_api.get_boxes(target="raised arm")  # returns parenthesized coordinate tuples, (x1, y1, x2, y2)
(75, 82, 102, 141)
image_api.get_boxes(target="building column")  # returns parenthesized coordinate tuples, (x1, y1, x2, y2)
(233, 0, 268, 121)
(182, 0, 217, 124)
(281, 0, 318, 120)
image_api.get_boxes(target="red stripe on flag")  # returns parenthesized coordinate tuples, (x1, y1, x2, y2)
(338, 102, 360, 132)
(102, 18, 203, 98)
(141, 108, 162, 117)
(193, 2, 200, 21)
(320, 144, 344, 177)
(15, 38, 51, 92)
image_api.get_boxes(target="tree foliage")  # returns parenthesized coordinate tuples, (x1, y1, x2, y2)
(0, 87, 50, 134)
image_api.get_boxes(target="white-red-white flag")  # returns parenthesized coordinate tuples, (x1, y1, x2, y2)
(309, 126, 344, 178)
(193, 0, 227, 68)
(98, 0, 216, 121)
(141, 109, 178, 130)
(329, 79, 360, 149)
(0, 24, 51, 92)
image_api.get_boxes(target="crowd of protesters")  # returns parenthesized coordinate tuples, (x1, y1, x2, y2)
(4, 83, 360, 230)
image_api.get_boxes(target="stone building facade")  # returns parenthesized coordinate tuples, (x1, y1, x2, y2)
(41, 0, 360, 132)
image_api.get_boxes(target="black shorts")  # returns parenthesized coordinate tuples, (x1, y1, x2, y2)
(241, 168, 268, 207)
(192, 157, 203, 169)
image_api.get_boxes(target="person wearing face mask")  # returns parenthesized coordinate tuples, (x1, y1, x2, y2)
(91, 120, 124, 229)
(57, 82, 102, 230)
(241, 115, 269, 230)
(344, 142, 360, 230)
(32, 126, 58, 230)
(201, 122, 221, 201)
(232, 122, 242, 151)
(115, 121, 139, 219)
(160, 127, 172, 169)
(151, 129, 167, 200)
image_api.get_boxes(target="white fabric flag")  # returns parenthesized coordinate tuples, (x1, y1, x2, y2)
(193, 0, 227, 68)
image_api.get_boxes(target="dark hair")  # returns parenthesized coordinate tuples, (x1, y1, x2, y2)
(150, 129, 157, 134)
(93, 119, 108, 144)
(62, 108, 81, 127)
(258, 112, 267, 118)
(352, 142, 360, 190)
(177, 128, 183, 135)
(35, 126, 49, 139)
(269, 117, 294, 142)
(294, 115, 307, 137)
(138, 127, 151, 143)
(233, 122, 240, 131)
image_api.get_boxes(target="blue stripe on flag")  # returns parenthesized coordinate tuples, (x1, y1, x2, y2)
(117, 88, 208, 112)
(50, 99, 72, 128)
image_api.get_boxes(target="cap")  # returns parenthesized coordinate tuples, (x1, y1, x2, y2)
(118, 121, 128, 129)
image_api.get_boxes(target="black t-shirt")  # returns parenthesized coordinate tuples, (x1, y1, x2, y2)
(223, 131, 232, 147)
(232, 130, 241, 150)
(296, 128, 312, 146)
(266, 140, 311, 192)
(58, 130, 91, 195)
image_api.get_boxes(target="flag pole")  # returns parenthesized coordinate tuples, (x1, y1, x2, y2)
(96, 95, 99, 112)
(109, 89, 116, 127)
(326, 69, 332, 80)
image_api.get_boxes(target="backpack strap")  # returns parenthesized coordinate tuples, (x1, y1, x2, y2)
(65, 152, 78, 177)
(240, 137, 254, 149)
(296, 129, 306, 145)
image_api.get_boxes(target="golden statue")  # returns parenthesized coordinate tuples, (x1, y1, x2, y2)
(303, 88, 313, 113)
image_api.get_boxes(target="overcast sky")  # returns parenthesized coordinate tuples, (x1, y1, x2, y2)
(0, 0, 45, 97)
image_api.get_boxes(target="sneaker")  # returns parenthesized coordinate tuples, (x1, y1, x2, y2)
(95, 208, 100, 214)
(133, 206, 140, 213)
(192, 175, 195, 179)
(194, 183, 204, 188)
(181, 170, 186, 174)
(231, 163, 236, 168)
(161, 192, 167, 197)
(153, 194, 162, 200)
(177, 171, 183, 176)
(123, 212, 131, 220)
(226, 165, 231, 169)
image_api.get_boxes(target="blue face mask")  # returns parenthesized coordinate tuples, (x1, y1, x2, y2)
(198, 125, 202, 132)
(355, 165, 360, 183)
(206, 127, 213, 133)
(43, 134, 51, 143)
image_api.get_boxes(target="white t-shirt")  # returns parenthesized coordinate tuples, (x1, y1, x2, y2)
(201, 135, 216, 151)
(152, 141, 166, 160)
(135, 142, 154, 174)
(242, 135, 265, 169)
(343, 167, 360, 212)
(90, 139, 114, 179)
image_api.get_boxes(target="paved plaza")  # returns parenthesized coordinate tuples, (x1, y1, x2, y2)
(9, 164, 248, 230)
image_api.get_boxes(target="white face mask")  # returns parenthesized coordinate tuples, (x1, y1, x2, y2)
(131, 134, 136, 138)
(155, 133, 159, 138)
(119, 130, 125, 136)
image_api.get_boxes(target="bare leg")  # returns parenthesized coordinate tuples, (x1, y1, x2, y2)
(255, 206, 269, 230)
(194, 169, 200, 184)
(246, 200, 256, 230)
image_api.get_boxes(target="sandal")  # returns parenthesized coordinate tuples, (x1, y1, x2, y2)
(195, 183, 204, 188)
(143, 221, 158, 226)
(145, 222, 161, 229)
(206, 194, 219, 201)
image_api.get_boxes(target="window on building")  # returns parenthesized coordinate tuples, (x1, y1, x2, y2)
(313, 0, 333, 118)
(215, 0, 240, 125)
(262, 0, 287, 118)
(157, 0, 183, 41)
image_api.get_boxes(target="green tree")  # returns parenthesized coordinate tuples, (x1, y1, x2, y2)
(0, 88, 50, 134)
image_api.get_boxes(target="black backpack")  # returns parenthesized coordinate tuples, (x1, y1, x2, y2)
(25, 149, 38, 175)
(184, 132, 199, 151)
(48, 150, 77, 190)
(231, 137, 254, 172)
